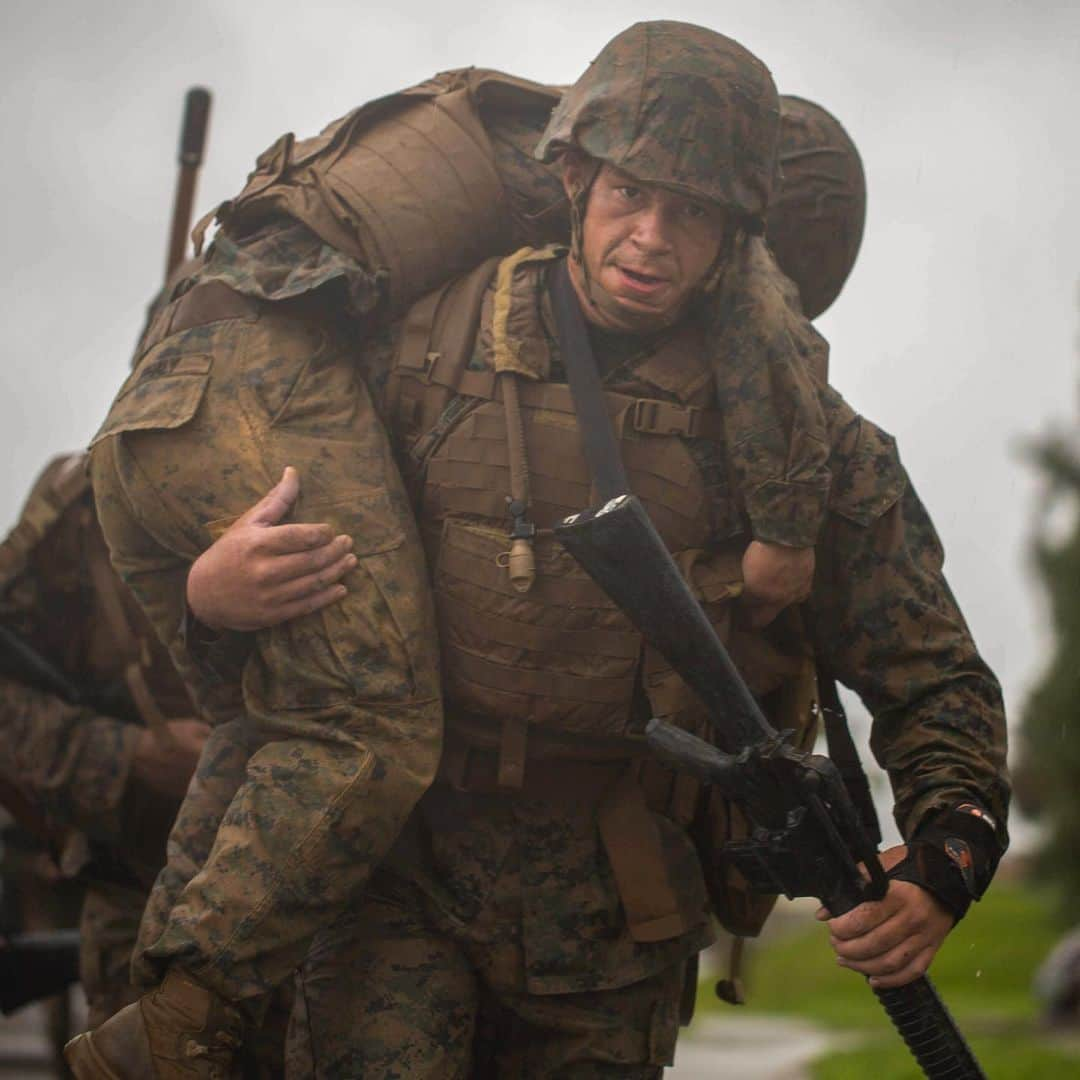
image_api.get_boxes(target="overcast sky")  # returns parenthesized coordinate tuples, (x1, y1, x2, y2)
(2, 0, 1077, 831)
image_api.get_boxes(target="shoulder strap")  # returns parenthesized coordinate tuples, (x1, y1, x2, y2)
(819, 674, 881, 845)
(388, 256, 502, 471)
(397, 254, 502, 385)
(549, 260, 629, 502)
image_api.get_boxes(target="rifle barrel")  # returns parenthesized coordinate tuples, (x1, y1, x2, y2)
(0, 929, 81, 1015)
(165, 87, 212, 280)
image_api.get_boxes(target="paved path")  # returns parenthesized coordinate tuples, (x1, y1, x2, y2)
(2, 998, 840, 1078)
(0, 1001, 66, 1077)
(668, 1014, 840, 1079)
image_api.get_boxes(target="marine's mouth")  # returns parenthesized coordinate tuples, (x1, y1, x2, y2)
(615, 265, 669, 296)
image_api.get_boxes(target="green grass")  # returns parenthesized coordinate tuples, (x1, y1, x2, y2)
(699, 881, 1079, 1074)
(811, 1035, 1080, 1079)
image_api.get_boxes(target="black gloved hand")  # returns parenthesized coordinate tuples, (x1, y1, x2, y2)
(888, 803, 1004, 922)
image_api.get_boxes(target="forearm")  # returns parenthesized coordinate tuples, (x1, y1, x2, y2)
(0, 675, 140, 836)
(812, 409, 1009, 841)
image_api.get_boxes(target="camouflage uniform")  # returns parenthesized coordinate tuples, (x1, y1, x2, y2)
(275, 232, 1007, 1074)
(85, 49, 846, 1021)
(0, 453, 193, 1025)
(90, 287, 443, 1008)
(79, 25, 1004, 1077)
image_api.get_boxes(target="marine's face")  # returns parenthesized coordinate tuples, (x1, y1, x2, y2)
(564, 160, 726, 333)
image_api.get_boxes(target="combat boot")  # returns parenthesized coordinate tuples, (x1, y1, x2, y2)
(63, 969, 243, 1079)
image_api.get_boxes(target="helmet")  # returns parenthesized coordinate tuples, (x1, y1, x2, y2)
(535, 20, 781, 228)
(766, 96, 866, 319)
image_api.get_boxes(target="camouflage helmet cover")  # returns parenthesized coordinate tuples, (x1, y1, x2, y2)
(767, 95, 867, 319)
(535, 20, 781, 224)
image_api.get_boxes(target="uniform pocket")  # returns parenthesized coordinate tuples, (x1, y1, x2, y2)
(829, 417, 906, 526)
(90, 354, 211, 446)
(253, 316, 364, 437)
(205, 489, 407, 554)
(253, 490, 436, 710)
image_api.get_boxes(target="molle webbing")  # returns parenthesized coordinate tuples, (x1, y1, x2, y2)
(391, 251, 732, 738)
(436, 517, 641, 737)
(422, 387, 721, 549)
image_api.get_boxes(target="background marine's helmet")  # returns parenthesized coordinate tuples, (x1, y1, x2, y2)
(768, 96, 867, 319)
(535, 20, 781, 230)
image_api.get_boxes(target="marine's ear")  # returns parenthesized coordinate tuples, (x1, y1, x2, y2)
(560, 149, 596, 202)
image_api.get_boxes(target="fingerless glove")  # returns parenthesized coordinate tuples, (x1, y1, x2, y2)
(888, 803, 1004, 922)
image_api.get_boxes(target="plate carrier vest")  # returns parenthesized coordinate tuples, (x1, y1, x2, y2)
(385, 248, 822, 942)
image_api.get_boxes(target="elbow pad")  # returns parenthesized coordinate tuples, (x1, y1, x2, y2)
(887, 803, 1004, 922)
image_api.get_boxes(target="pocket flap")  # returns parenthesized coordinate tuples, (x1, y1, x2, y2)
(294, 491, 407, 557)
(829, 418, 907, 526)
(90, 355, 212, 447)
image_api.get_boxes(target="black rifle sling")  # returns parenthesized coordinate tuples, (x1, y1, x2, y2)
(549, 260, 629, 501)
(819, 674, 882, 846)
(550, 256, 883, 842)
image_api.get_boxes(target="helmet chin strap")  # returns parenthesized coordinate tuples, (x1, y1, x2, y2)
(568, 159, 600, 290)
(700, 226, 742, 297)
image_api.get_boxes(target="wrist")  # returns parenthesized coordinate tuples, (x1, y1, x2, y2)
(889, 803, 1005, 922)
(186, 560, 223, 632)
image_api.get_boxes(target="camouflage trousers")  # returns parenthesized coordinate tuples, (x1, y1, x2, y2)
(280, 778, 701, 1078)
(80, 876, 291, 1076)
(89, 302, 443, 1007)
(285, 869, 685, 1079)
(79, 881, 146, 1027)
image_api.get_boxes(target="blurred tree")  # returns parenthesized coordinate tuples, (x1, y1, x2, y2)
(1017, 429, 1080, 921)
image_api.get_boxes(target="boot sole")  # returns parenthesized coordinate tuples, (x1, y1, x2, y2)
(64, 1032, 127, 1079)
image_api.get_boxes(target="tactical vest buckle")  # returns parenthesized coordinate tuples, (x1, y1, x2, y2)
(632, 398, 699, 437)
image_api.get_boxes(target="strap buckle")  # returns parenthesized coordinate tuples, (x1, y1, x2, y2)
(632, 398, 700, 437)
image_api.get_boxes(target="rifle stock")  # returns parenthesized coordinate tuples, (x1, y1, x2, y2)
(555, 493, 987, 1080)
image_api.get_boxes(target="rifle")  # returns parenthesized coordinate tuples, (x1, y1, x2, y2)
(0, 621, 145, 889)
(0, 929, 81, 1015)
(165, 86, 212, 280)
(0, 621, 137, 726)
(555, 493, 987, 1080)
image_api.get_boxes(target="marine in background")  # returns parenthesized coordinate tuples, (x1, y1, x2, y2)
(0, 452, 206, 1026)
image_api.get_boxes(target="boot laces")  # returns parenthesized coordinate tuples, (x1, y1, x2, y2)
(182, 1026, 241, 1077)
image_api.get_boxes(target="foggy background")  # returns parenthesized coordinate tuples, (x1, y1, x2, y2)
(2, 0, 1077, 844)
